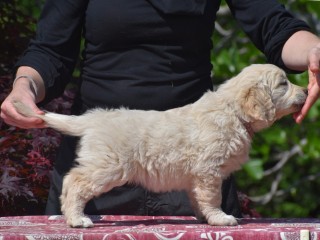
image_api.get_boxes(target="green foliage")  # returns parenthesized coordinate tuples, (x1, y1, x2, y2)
(0, 0, 44, 74)
(214, 1, 320, 218)
(242, 159, 264, 180)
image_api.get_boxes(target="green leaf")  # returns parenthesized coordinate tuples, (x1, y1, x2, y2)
(243, 159, 264, 180)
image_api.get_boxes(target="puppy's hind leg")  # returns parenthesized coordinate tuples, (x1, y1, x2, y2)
(60, 164, 126, 228)
(60, 168, 95, 228)
(192, 177, 238, 226)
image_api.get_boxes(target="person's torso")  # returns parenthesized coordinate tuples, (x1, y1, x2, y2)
(80, 0, 220, 110)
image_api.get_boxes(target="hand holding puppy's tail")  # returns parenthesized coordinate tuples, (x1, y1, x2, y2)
(13, 100, 44, 119)
(13, 100, 85, 136)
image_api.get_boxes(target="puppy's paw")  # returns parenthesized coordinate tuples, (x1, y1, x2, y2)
(67, 216, 94, 228)
(207, 214, 238, 226)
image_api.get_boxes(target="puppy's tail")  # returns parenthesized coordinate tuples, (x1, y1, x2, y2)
(13, 101, 85, 136)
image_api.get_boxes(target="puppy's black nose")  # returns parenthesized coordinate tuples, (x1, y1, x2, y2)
(303, 88, 308, 95)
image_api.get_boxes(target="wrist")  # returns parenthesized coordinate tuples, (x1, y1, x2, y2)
(13, 75, 38, 97)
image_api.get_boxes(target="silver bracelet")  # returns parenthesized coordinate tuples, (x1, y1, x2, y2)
(13, 75, 38, 97)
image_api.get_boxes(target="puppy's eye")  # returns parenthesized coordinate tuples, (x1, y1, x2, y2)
(278, 81, 288, 87)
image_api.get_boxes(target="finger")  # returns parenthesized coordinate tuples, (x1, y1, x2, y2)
(1, 101, 45, 129)
(308, 46, 320, 72)
(1, 116, 45, 129)
(1, 110, 45, 129)
(295, 88, 319, 124)
(295, 45, 320, 123)
(294, 74, 320, 123)
(295, 86, 319, 123)
(307, 46, 320, 89)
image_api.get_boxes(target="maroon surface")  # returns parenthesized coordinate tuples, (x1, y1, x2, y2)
(0, 215, 319, 239)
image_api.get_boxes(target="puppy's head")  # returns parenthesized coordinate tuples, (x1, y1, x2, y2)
(221, 64, 307, 131)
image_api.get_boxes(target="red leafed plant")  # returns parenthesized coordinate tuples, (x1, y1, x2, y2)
(0, 0, 78, 216)
(0, 75, 76, 216)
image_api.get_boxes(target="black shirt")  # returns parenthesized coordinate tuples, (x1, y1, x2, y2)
(16, 0, 310, 110)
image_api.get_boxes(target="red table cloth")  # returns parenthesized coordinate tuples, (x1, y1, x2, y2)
(0, 215, 319, 240)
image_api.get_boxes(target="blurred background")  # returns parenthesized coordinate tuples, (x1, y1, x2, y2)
(0, 0, 319, 217)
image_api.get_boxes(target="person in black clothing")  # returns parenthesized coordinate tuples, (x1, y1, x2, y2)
(1, 0, 320, 217)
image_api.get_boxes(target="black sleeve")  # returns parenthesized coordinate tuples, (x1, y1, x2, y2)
(15, 0, 88, 102)
(226, 0, 311, 73)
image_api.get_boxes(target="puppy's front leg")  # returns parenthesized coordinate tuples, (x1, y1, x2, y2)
(192, 177, 238, 226)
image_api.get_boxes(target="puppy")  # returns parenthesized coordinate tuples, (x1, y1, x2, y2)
(13, 64, 307, 228)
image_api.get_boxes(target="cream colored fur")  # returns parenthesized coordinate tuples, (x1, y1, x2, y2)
(13, 64, 307, 228)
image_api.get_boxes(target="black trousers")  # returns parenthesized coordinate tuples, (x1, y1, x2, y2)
(45, 135, 242, 218)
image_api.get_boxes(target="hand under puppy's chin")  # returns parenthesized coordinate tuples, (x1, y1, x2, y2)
(293, 111, 302, 124)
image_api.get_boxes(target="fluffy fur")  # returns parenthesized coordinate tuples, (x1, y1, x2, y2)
(13, 64, 307, 228)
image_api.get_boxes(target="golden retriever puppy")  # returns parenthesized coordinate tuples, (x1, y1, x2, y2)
(13, 64, 307, 228)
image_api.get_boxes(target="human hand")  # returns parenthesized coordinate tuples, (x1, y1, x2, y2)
(0, 79, 45, 129)
(293, 45, 320, 124)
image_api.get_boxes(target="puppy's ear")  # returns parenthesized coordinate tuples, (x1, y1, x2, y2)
(241, 84, 275, 121)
